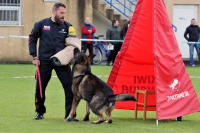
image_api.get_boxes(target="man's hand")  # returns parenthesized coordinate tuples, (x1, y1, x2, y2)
(109, 43, 112, 46)
(188, 43, 191, 45)
(32, 57, 40, 67)
(88, 30, 92, 34)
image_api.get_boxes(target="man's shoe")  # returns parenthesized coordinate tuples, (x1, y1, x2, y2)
(191, 64, 195, 67)
(33, 113, 44, 120)
(71, 117, 79, 122)
(106, 62, 110, 66)
(176, 116, 182, 121)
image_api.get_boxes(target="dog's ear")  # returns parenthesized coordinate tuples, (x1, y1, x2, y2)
(74, 47, 80, 58)
(88, 54, 96, 64)
(75, 54, 87, 64)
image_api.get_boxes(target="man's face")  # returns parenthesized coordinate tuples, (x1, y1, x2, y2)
(129, 14, 133, 21)
(114, 21, 119, 26)
(85, 18, 90, 25)
(191, 20, 196, 26)
(54, 7, 66, 25)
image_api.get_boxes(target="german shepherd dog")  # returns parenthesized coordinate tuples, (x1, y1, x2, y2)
(65, 51, 137, 124)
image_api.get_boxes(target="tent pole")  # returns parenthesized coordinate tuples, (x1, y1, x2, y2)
(156, 120, 158, 125)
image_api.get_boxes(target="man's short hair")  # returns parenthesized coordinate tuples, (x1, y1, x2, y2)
(191, 18, 196, 22)
(112, 20, 117, 26)
(52, 2, 66, 11)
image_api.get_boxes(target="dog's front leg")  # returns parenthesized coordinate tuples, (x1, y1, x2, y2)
(83, 102, 90, 121)
(65, 96, 81, 122)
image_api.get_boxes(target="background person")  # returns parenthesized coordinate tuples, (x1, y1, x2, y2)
(106, 20, 123, 65)
(184, 18, 200, 67)
(29, 2, 78, 121)
(81, 17, 96, 55)
(122, 14, 133, 38)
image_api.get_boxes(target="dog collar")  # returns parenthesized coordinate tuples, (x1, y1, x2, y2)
(73, 74, 85, 79)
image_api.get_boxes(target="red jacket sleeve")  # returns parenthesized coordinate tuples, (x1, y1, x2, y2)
(81, 25, 90, 34)
(92, 26, 96, 34)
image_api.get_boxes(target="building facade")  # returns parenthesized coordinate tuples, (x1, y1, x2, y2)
(0, 0, 96, 63)
(166, 0, 200, 59)
(1, 0, 199, 63)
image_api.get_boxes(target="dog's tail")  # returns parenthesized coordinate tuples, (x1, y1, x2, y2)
(108, 93, 137, 102)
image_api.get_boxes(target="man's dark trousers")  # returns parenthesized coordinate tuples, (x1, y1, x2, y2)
(35, 60, 74, 118)
(82, 42, 93, 55)
(107, 42, 122, 63)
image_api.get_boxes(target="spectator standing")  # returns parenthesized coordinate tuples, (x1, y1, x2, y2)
(184, 18, 200, 66)
(81, 17, 96, 55)
(106, 20, 123, 65)
(122, 14, 133, 38)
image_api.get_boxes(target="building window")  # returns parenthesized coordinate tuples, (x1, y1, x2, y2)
(0, 0, 22, 26)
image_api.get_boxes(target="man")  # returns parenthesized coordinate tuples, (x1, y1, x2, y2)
(106, 20, 123, 65)
(122, 14, 133, 38)
(184, 18, 200, 67)
(81, 17, 96, 55)
(29, 2, 78, 121)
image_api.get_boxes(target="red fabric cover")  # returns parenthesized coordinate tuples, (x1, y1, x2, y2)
(81, 25, 96, 44)
(154, 0, 200, 120)
(107, 0, 200, 120)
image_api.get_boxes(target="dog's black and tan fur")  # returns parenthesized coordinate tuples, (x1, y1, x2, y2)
(65, 51, 137, 124)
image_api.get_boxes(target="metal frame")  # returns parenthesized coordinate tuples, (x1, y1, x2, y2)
(0, 0, 22, 26)
(172, 24, 177, 32)
(104, 0, 135, 18)
(95, 41, 110, 56)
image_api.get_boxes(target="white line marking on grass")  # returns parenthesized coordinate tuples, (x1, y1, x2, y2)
(12, 75, 109, 78)
(13, 76, 35, 78)
(190, 76, 200, 78)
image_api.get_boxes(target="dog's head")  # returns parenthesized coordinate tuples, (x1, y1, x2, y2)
(72, 48, 95, 77)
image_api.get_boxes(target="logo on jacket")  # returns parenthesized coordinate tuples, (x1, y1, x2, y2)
(44, 26, 50, 30)
(169, 79, 180, 91)
(59, 29, 67, 34)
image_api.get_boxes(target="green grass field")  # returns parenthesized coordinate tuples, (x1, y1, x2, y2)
(0, 64, 200, 133)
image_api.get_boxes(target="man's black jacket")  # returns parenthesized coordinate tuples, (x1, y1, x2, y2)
(122, 21, 130, 38)
(29, 18, 76, 60)
(184, 24, 200, 42)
